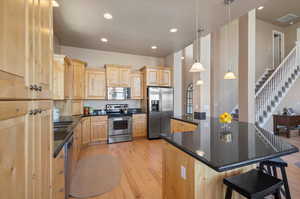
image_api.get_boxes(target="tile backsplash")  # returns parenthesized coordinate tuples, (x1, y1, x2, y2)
(83, 100, 141, 109)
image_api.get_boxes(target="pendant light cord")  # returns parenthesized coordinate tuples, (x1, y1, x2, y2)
(195, 0, 199, 62)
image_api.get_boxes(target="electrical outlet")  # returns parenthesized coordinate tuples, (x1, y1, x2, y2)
(181, 166, 186, 180)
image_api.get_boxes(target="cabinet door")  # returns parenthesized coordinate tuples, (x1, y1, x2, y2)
(160, 69, 172, 86)
(0, 0, 29, 99)
(35, 0, 52, 99)
(133, 114, 147, 138)
(81, 117, 91, 145)
(38, 102, 52, 199)
(73, 63, 84, 99)
(0, 101, 29, 199)
(85, 70, 106, 99)
(131, 73, 143, 99)
(119, 68, 131, 87)
(64, 58, 73, 99)
(147, 69, 160, 86)
(53, 150, 65, 199)
(91, 116, 108, 142)
(106, 66, 120, 87)
(73, 122, 82, 161)
(53, 60, 64, 100)
(71, 100, 83, 115)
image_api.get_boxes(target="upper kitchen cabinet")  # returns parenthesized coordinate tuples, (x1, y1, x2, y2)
(53, 55, 66, 100)
(85, 68, 106, 99)
(65, 59, 86, 99)
(141, 66, 172, 87)
(130, 71, 143, 99)
(105, 64, 131, 87)
(0, 0, 53, 100)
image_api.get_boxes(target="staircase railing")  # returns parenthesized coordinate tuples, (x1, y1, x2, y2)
(255, 45, 298, 123)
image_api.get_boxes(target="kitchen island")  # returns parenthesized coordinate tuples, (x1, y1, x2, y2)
(161, 117, 298, 199)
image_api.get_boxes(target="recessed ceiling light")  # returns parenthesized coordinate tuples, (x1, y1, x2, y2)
(101, 38, 108, 43)
(52, 0, 59, 7)
(257, 6, 264, 10)
(181, 56, 185, 60)
(169, 28, 178, 33)
(290, 21, 294, 25)
(104, 13, 113, 19)
(151, 46, 157, 50)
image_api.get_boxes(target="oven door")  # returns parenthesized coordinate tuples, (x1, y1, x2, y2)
(108, 117, 132, 136)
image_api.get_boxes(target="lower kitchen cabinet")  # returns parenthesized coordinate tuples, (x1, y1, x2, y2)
(0, 101, 53, 199)
(53, 150, 65, 199)
(81, 117, 91, 145)
(73, 121, 82, 161)
(170, 119, 197, 133)
(133, 114, 147, 138)
(91, 116, 108, 143)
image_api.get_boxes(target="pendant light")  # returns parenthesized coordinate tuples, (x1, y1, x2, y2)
(190, 0, 205, 73)
(224, 0, 237, 80)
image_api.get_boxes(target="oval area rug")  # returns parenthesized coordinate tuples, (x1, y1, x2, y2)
(70, 154, 122, 198)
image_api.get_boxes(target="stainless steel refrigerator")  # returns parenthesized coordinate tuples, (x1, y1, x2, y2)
(147, 87, 174, 139)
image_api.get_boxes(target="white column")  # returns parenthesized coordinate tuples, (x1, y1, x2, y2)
(200, 34, 211, 116)
(173, 51, 183, 116)
(297, 28, 300, 41)
(238, 9, 256, 123)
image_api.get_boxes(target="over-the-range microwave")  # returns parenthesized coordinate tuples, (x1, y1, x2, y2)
(107, 87, 131, 100)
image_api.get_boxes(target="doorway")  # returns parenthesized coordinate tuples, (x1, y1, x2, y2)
(272, 31, 285, 68)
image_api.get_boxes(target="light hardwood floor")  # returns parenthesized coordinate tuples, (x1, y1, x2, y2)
(75, 137, 300, 199)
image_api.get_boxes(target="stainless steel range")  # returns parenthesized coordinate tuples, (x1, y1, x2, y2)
(106, 104, 133, 144)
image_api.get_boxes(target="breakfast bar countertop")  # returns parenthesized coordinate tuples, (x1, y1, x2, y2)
(161, 117, 299, 172)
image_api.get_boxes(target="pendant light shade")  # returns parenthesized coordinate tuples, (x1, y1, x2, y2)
(196, 79, 204, 85)
(190, 61, 206, 72)
(224, 70, 237, 80)
(223, 0, 237, 80)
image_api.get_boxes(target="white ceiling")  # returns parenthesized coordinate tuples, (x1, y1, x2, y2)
(53, 0, 267, 57)
(256, 0, 300, 27)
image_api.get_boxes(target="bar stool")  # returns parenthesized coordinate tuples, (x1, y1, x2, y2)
(223, 169, 283, 199)
(259, 158, 291, 199)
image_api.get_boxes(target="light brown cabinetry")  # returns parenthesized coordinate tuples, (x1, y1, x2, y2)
(130, 72, 143, 99)
(65, 59, 86, 99)
(85, 68, 106, 99)
(53, 55, 65, 100)
(81, 117, 91, 145)
(73, 121, 82, 162)
(170, 119, 198, 133)
(0, 101, 53, 199)
(141, 66, 172, 87)
(105, 65, 131, 87)
(133, 114, 147, 138)
(0, 0, 53, 100)
(91, 116, 108, 142)
(53, 150, 65, 199)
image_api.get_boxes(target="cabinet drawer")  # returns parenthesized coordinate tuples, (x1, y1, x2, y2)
(133, 113, 146, 120)
(91, 116, 108, 122)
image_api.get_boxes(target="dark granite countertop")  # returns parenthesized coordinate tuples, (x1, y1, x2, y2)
(161, 117, 299, 172)
(53, 116, 82, 158)
(171, 115, 202, 125)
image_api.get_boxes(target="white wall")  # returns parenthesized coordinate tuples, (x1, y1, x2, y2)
(173, 51, 183, 116)
(60, 46, 165, 69)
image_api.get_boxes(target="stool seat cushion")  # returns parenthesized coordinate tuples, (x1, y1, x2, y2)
(223, 169, 283, 198)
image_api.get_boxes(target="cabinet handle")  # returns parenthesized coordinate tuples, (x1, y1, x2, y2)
(58, 170, 64, 175)
(59, 188, 64, 193)
(38, 86, 42, 92)
(33, 109, 39, 115)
